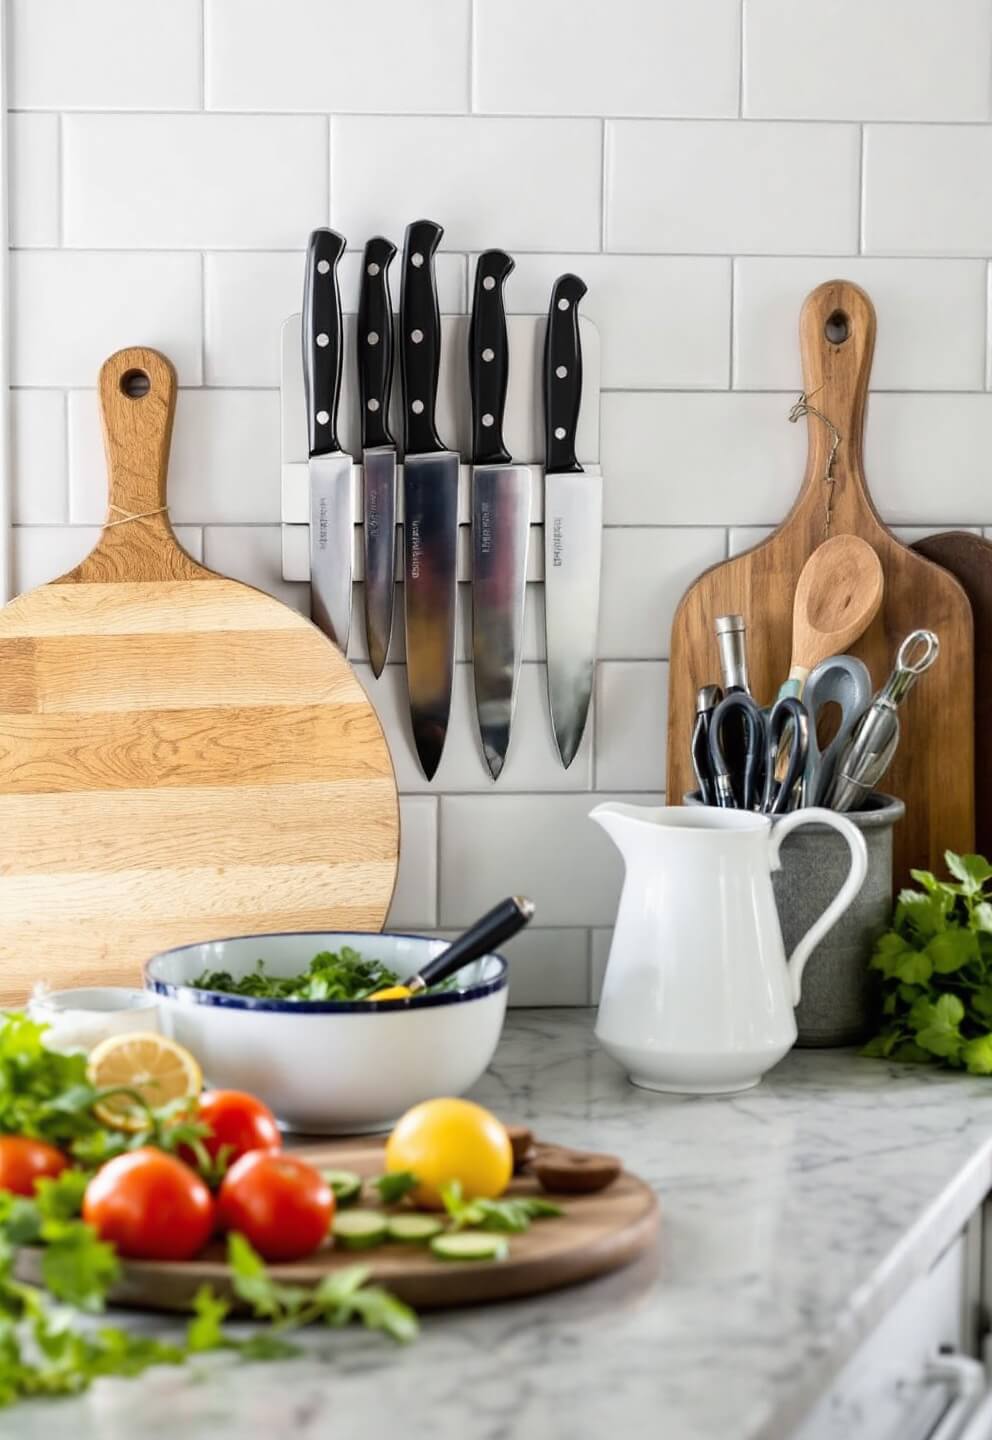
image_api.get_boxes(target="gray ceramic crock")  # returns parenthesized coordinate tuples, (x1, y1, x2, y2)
(684, 793, 905, 1046)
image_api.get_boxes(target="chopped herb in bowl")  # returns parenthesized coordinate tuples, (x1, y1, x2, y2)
(191, 947, 453, 1003)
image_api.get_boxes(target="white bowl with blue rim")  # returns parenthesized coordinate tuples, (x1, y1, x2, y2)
(144, 932, 509, 1135)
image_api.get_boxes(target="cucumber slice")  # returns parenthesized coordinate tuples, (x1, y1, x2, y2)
(322, 1169, 363, 1208)
(386, 1214, 445, 1244)
(332, 1210, 388, 1250)
(430, 1231, 509, 1263)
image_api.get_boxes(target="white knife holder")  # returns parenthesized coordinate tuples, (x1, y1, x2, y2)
(279, 312, 601, 595)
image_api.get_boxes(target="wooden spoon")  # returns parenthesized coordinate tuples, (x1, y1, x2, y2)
(779, 534, 884, 699)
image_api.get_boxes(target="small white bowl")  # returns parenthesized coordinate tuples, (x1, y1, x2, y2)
(144, 932, 509, 1134)
(28, 986, 160, 1054)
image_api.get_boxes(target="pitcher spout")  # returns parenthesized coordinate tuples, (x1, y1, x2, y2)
(589, 802, 662, 863)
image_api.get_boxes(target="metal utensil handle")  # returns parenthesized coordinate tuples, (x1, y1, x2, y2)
(544, 274, 587, 475)
(400, 218, 445, 456)
(469, 250, 514, 466)
(416, 896, 535, 988)
(883, 628, 940, 705)
(302, 228, 346, 456)
(357, 236, 396, 452)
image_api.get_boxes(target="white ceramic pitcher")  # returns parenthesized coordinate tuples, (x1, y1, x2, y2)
(591, 803, 868, 1094)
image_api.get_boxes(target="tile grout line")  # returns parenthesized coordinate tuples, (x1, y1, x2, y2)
(857, 124, 866, 255)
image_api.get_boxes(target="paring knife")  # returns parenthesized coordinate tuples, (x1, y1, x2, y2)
(469, 250, 531, 781)
(543, 274, 601, 769)
(400, 219, 459, 780)
(303, 228, 354, 651)
(357, 236, 398, 677)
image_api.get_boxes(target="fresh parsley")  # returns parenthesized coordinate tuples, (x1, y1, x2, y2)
(192, 948, 401, 1002)
(439, 1179, 562, 1233)
(865, 851, 992, 1072)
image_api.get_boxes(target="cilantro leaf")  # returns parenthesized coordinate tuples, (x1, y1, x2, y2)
(186, 1286, 231, 1352)
(372, 1171, 418, 1205)
(39, 1220, 119, 1312)
(945, 852, 992, 894)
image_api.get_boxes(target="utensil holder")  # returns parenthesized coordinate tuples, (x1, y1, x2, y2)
(684, 792, 905, 1046)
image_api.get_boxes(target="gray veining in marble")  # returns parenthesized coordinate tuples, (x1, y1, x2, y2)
(9, 1010, 992, 1440)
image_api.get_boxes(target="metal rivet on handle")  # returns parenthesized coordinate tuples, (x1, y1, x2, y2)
(317, 260, 330, 275)
(482, 347, 494, 362)
(557, 298, 570, 311)
(554, 426, 566, 439)
(316, 333, 329, 348)
(367, 331, 379, 346)
(411, 253, 424, 268)
(367, 399, 380, 412)
(317, 410, 330, 425)
(411, 399, 424, 415)
(483, 276, 496, 291)
(482, 413, 494, 427)
(556, 365, 568, 378)
(367, 262, 380, 276)
(411, 328, 423, 344)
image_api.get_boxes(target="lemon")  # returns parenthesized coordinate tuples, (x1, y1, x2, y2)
(87, 1032, 202, 1132)
(384, 1097, 513, 1210)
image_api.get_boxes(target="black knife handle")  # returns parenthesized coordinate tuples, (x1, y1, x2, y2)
(357, 236, 396, 452)
(416, 897, 535, 988)
(469, 250, 514, 466)
(400, 218, 445, 456)
(302, 228, 346, 456)
(543, 273, 587, 475)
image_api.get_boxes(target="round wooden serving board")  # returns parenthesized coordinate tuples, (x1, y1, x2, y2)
(18, 1139, 660, 1312)
(0, 349, 400, 1003)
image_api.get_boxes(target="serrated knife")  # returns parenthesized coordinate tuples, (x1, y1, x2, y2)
(400, 219, 458, 781)
(543, 274, 600, 769)
(303, 227, 353, 651)
(357, 235, 398, 677)
(469, 250, 531, 780)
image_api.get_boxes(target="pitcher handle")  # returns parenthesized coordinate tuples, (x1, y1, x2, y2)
(768, 808, 869, 1007)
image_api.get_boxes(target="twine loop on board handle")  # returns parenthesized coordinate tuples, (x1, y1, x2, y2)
(788, 388, 842, 540)
(104, 505, 169, 529)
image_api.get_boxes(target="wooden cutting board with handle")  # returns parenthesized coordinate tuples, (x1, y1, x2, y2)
(0, 348, 399, 1004)
(667, 281, 974, 882)
(911, 530, 992, 859)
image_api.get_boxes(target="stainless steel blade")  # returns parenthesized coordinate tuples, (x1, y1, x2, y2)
(471, 463, 532, 780)
(308, 452, 354, 652)
(544, 472, 603, 769)
(404, 452, 459, 780)
(362, 446, 397, 677)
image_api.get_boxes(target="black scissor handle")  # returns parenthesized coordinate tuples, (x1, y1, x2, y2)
(762, 697, 810, 815)
(708, 692, 766, 811)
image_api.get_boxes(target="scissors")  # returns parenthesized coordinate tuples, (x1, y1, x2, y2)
(708, 693, 810, 815)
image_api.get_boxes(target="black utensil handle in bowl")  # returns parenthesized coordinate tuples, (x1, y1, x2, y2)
(469, 249, 514, 466)
(416, 896, 535, 990)
(358, 235, 397, 452)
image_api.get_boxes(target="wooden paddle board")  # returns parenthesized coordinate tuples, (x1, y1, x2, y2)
(17, 1138, 659, 1312)
(667, 281, 974, 882)
(0, 348, 400, 1003)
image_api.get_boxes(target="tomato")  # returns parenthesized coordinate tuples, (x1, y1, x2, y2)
(216, 1151, 333, 1262)
(83, 1148, 214, 1261)
(0, 1136, 69, 1196)
(192, 1090, 282, 1165)
(384, 1097, 513, 1210)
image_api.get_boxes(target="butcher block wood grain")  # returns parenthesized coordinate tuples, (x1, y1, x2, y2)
(0, 348, 399, 1004)
(667, 282, 974, 882)
(13, 1138, 659, 1313)
(912, 531, 992, 859)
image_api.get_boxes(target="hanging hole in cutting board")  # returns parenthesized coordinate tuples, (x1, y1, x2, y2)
(119, 369, 151, 399)
(824, 311, 850, 345)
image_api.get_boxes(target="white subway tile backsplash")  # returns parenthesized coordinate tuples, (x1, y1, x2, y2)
(13, 525, 203, 592)
(499, 929, 590, 1007)
(11, 392, 67, 525)
(601, 393, 805, 525)
(864, 126, 992, 256)
(8, 114, 59, 248)
(63, 115, 328, 250)
(439, 793, 661, 928)
(744, 0, 992, 121)
(474, 0, 739, 119)
(386, 798, 438, 930)
(207, 0, 469, 113)
(201, 526, 309, 611)
(733, 259, 987, 392)
(607, 121, 860, 255)
(11, 252, 203, 388)
(594, 663, 667, 792)
(9, 0, 202, 110)
(487, 254, 730, 391)
(69, 390, 281, 524)
(590, 929, 612, 1004)
(599, 528, 726, 659)
(866, 394, 992, 524)
(331, 117, 602, 252)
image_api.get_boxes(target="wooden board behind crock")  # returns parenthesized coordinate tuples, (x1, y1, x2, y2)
(666, 281, 974, 883)
(0, 348, 399, 1004)
(15, 1139, 659, 1312)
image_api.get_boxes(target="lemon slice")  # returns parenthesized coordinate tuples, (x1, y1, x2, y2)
(87, 1032, 202, 1131)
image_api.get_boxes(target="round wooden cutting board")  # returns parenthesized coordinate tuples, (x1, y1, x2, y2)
(21, 1139, 660, 1313)
(0, 349, 399, 1003)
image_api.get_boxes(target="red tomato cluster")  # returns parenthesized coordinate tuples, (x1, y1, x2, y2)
(0, 1089, 334, 1264)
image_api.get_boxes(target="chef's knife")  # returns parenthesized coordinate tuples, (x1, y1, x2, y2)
(469, 250, 531, 781)
(543, 274, 600, 769)
(400, 219, 458, 780)
(303, 227, 353, 651)
(357, 235, 398, 677)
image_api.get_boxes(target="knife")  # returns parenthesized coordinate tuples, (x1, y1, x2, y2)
(357, 235, 398, 677)
(543, 274, 600, 769)
(469, 250, 531, 781)
(400, 219, 459, 781)
(302, 227, 353, 651)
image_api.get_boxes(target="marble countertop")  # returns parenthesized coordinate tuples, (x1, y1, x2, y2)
(14, 1010, 992, 1440)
